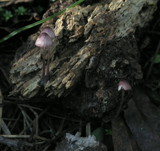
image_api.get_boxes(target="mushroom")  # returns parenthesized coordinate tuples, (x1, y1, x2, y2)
(116, 80, 132, 117)
(41, 27, 55, 39)
(35, 32, 53, 85)
(118, 80, 132, 91)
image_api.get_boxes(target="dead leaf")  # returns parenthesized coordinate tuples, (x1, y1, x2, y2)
(112, 116, 140, 151)
(124, 99, 160, 151)
(133, 89, 160, 137)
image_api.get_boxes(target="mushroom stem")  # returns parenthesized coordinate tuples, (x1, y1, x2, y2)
(35, 30, 54, 86)
(42, 54, 45, 79)
(86, 122, 91, 137)
(46, 57, 50, 79)
(115, 89, 125, 117)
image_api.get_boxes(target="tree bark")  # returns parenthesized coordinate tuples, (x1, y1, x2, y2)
(9, 0, 158, 119)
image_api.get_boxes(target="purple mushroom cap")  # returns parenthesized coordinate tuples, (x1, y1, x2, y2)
(118, 80, 132, 91)
(35, 33, 52, 48)
(41, 27, 55, 39)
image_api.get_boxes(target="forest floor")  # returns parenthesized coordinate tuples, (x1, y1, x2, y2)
(0, 0, 160, 151)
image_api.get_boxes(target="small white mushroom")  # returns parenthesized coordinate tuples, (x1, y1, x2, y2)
(118, 80, 132, 91)
(35, 32, 53, 85)
(35, 33, 52, 48)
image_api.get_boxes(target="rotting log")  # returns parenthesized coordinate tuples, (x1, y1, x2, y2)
(9, 0, 158, 119)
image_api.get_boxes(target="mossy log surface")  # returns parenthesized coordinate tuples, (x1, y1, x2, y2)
(10, 0, 158, 118)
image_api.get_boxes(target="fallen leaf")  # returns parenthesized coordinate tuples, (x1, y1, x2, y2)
(124, 98, 160, 151)
(112, 116, 140, 151)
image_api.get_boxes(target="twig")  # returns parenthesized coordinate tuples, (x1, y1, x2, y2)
(1, 120, 11, 135)
(0, 135, 33, 148)
(55, 119, 65, 136)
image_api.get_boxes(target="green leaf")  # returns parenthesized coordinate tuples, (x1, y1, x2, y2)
(153, 55, 160, 64)
(0, 0, 85, 43)
(15, 6, 27, 16)
(2, 10, 13, 22)
(92, 127, 104, 142)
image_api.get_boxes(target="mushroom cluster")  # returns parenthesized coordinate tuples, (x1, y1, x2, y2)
(35, 27, 55, 85)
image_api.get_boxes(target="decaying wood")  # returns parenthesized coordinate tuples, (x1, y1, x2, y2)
(9, 0, 158, 118)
